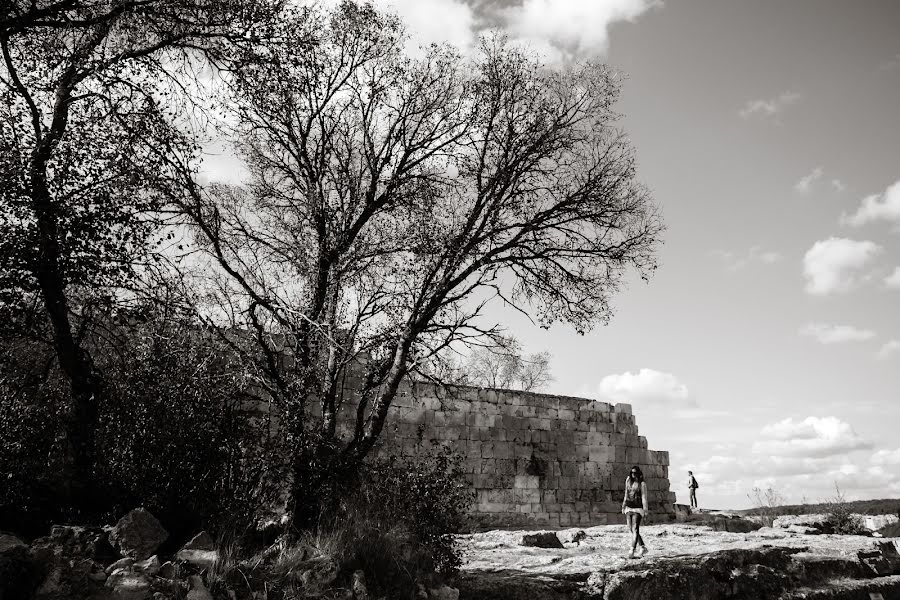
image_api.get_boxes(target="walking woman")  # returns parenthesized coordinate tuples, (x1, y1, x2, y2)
(621, 465, 649, 558)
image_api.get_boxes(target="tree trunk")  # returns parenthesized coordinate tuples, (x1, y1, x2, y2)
(31, 167, 103, 512)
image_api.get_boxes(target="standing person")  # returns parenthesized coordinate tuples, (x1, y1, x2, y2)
(688, 471, 699, 509)
(621, 465, 649, 558)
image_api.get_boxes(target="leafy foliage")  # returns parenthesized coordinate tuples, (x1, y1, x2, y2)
(0, 313, 286, 534)
(823, 483, 867, 536)
(178, 1, 662, 522)
(314, 445, 473, 595)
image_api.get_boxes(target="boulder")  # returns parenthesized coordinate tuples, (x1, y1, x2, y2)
(175, 547, 218, 569)
(105, 568, 153, 600)
(175, 529, 217, 568)
(182, 531, 215, 551)
(186, 575, 213, 600)
(158, 561, 177, 579)
(673, 504, 692, 522)
(109, 509, 168, 560)
(858, 541, 900, 576)
(427, 585, 459, 600)
(520, 532, 564, 549)
(39, 525, 115, 561)
(135, 555, 161, 576)
(558, 529, 587, 545)
(879, 522, 900, 538)
(864, 515, 900, 532)
(773, 514, 833, 534)
(106, 557, 135, 575)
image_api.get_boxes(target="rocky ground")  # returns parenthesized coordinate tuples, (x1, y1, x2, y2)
(454, 520, 900, 599)
(3, 510, 900, 599)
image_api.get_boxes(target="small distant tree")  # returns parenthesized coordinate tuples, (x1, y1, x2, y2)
(748, 485, 784, 527)
(824, 483, 865, 535)
(461, 337, 552, 392)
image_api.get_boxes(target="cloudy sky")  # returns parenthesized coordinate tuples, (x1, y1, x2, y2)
(205, 0, 900, 509)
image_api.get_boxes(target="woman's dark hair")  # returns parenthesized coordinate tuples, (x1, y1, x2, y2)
(627, 465, 644, 484)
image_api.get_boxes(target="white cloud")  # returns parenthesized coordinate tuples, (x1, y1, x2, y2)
(714, 246, 781, 271)
(799, 322, 876, 345)
(738, 91, 801, 120)
(498, 0, 660, 59)
(802, 237, 882, 295)
(831, 179, 846, 193)
(595, 368, 694, 407)
(876, 340, 900, 360)
(884, 266, 900, 289)
(841, 179, 900, 227)
(378, 0, 476, 49)
(794, 167, 823, 193)
(872, 449, 900, 465)
(753, 416, 872, 458)
(372, 0, 659, 59)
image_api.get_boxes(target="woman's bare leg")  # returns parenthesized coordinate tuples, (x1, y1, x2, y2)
(634, 514, 645, 551)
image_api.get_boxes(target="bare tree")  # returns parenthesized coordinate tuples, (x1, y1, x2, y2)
(455, 337, 552, 392)
(178, 1, 663, 523)
(0, 0, 278, 506)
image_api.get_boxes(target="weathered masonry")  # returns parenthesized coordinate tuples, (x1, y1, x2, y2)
(371, 382, 675, 528)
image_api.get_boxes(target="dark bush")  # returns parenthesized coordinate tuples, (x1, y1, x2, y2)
(315, 445, 473, 597)
(0, 315, 286, 538)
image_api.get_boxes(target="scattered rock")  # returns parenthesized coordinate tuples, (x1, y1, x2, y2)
(186, 575, 213, 600)
(773, 514, 833, 534)
(520, 532, 564, 549)
(109, 509, 168, 560)
(175, 547, 218, 568)
(879, 522, 900, 538)
(135, 555, 161, 576)
(558, 529, 586, 544)
(351, 569, 368, 600)
(859, 541, 900, 576)
(865, 514, 900, 532)
(673, 504, 692, 522)
(175, 533, 217, 569)
(182, 531, 215, 551)
(158, 561, 177, 579)
(107, 557, 135, 574)
(105, 568, 153, 600)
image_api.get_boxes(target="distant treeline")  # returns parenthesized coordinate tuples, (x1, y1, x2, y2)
(740, 498, 900, 516)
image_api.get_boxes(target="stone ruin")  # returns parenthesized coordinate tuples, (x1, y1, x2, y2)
(367, 381, 675, 527)
(245, 369, 675, 528)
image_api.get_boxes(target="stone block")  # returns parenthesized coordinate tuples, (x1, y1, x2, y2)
(514, 475, 540, 489)
(613, 403, 632, 414)
(590, 446, 614, 463)
(479, 458, 496, 474)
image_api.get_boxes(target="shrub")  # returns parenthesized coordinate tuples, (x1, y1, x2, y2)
(0, 315, 286, 537)
(823, 483, 866, 535)
(747, 486, 784, 527)
(315, 445, 474, 597)
(0, 339, 72, 532)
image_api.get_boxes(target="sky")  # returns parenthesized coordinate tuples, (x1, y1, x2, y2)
(203, 0, 900, 509)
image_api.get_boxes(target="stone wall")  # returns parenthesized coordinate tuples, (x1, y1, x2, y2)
(365, 382, 675, 528)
